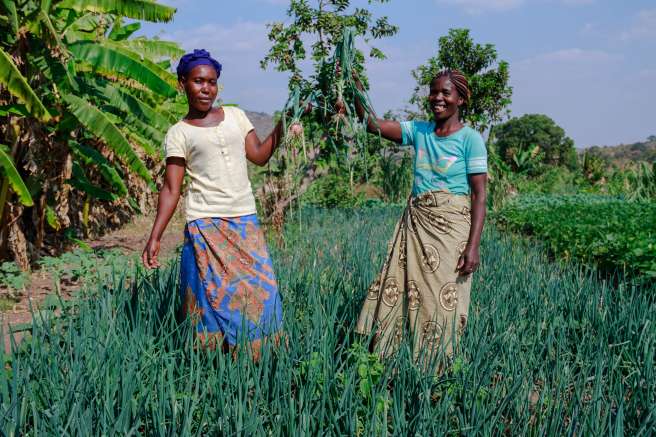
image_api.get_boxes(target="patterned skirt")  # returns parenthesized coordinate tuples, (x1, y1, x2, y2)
(179, 215, 283, 348)
(356, 190, 473, 363)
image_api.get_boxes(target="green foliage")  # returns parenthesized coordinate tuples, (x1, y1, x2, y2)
(608, 161, 656, 201)
(580, 150, 606, 183)
(69, 140, 129, 197)
(376, 148, 413, 202)
(0, 145, 33, 206)
(62, 93, 153, 187)
(261, 0, 398, 88)
(68, 40, 177, 98)
(1, 208, 654, 434)
(37, 247, 136, 284)
(585, 135, 656, 165)
(56, 0, 176, 23)
(409, 28, 512, 132)
(261, 20, 397, 219)
(492, 114, 577, 172)
(301, 172, 366, 208)
(0, 47, 51, 122)
(0, 261, 30, 292)
(497, 195, 656, 277)
(0, 0, 181, 265)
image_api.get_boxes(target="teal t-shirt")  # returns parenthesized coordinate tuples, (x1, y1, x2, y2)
(401, 121, 488, 196)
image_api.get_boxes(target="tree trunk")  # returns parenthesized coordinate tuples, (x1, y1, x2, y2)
(7, 205, 29, 271)
(263, 160, 328, 224)
(256, 148, 327, 230)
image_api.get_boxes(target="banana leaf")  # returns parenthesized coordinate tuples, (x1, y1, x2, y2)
(56, 0, 175, 23)
(62, 93, 153, 189)
(0, 48, 52, 122)
(69, 141, 128, 197)
(68, 160, 118, 201)
(68, 40, 177, 97)
(0, 145, 34, 207)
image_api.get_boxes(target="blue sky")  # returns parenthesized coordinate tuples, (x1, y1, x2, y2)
(141, 0, 656, 147)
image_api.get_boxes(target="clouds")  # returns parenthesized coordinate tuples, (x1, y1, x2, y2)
(438, 0, 596, 14)
(561, 0, 595, 5)
(621, 9, 656, 41)
(437, 0, 523, 14)
(511, 47, 655, 147)
(163, 20, 289, 112)
(517, 48, 621, 65)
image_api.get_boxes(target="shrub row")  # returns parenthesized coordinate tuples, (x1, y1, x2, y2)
(496, 194, 656, 277)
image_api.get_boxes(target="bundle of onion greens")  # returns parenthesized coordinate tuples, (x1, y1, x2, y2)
(279, 27, 379, 165)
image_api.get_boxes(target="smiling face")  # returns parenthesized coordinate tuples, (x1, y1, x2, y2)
(180, 64, 219, 113)
(428, 76, 464, 121)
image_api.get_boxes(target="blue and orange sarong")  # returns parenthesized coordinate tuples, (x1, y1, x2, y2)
(179, 215, 283, 349)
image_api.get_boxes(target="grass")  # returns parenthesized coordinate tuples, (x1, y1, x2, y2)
(0, 207, 654, 435)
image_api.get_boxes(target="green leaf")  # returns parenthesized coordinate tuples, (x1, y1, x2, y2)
(56, 0, 176, 23)
(124, 37, 184, 59)
(89, 80, 171, 131)
(108, 21, 141, 41)
(68, 41, 177, 97)
(0, 0, 18, 39)
(61, 93, 153, 188)
(45, 205, 61, 231)
(0, 104, 30, 117)
(0, 48, 52, 122)
(123, 127, 160, 158)
(68, 160, 118, 201)
(0, 145, 34, 207)
(69, 141, 129, 197)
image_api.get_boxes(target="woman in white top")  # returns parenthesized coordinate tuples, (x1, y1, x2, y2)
(142, 50, 287, 357)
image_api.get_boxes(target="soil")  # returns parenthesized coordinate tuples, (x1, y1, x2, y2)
(1, 205, 186, 353)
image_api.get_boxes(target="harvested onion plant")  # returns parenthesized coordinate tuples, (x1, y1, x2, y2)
(262, 28, 380, 225)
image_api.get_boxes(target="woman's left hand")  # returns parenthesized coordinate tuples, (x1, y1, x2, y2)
(457, 244, 480, 275)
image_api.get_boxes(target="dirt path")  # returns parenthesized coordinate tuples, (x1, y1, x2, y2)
(1, 206, 186, 352)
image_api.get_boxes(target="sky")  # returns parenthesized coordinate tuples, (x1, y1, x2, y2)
(139, 0, 656, 148)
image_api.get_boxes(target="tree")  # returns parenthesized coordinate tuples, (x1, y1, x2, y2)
(262, 0, 398, 91)
(492, 114, 577, 173)
(409, 28, 512, 133)
(0, 0, 183, 269)
(259, 0, 398, 222)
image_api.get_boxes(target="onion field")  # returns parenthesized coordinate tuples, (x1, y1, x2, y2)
(1, 207, 654, 435)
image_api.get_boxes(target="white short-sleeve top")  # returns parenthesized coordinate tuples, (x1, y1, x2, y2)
(163, 106, 257, 221)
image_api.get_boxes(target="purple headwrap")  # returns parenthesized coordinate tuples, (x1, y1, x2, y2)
(176, 49, 222, 78)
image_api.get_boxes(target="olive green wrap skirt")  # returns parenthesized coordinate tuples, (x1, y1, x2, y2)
(356, 190, 473, 363)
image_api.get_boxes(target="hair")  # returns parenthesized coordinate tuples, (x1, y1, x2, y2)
(431, 69, 471, 104)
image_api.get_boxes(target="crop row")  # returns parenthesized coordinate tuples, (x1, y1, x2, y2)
(496, 195, 656, 278)
(1, 207, 654, 434)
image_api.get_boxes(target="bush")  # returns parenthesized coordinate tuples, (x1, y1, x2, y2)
(496, 194, 656, 277)
(301, 173, 367, 208)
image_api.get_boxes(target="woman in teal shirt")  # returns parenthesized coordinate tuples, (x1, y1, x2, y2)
(354, 70, 487, 368)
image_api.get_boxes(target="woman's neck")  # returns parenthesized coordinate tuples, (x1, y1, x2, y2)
(433, 113, 463, 136)
(185, 106, 215, 120)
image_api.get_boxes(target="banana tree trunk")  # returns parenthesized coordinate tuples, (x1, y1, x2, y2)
(6, 204, 29, 271)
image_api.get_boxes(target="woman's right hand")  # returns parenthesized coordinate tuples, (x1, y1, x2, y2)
(142, 238, 161, 269)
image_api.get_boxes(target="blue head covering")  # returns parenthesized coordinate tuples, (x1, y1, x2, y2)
(176, 49, 222, 78)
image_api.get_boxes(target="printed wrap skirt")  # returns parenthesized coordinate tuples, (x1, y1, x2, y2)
(356, 190, 473, 362)
(179, 215, 283, 347)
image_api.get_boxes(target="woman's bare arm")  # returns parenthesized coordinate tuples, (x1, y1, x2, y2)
(142, 157, 186, 269)
(245, 120, 284, 166)
(457, 173, 487, 275)
(352, 75, 403, 144)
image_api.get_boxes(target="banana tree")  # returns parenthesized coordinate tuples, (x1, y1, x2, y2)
(0, 0, 183, 268)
